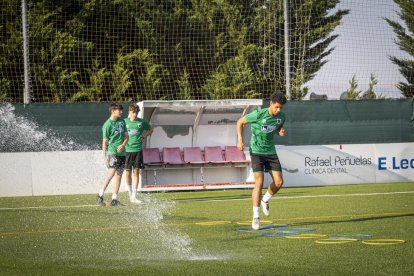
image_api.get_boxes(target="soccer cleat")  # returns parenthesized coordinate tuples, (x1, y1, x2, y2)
(110, 199, 122, 206)
(96, 194, 105, 206)
(130, 197, 143, 204)
(252, 218, 260, 230)
(261, 200, 270, 217)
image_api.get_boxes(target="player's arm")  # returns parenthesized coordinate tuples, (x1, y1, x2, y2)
(102, 138, 108, 155)
(236, 116, 248, 151)
(102, 138, 108, 165)
(142, 127, 154, 140)
(117, 132, 128, 153)
(277, 119, 286, 137)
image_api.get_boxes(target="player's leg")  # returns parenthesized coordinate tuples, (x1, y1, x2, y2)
(252, 172, 265, 207)
(110, 156, 125, 206)
(252, 172, 264, 230)
(125, 152, 133, 197)
(250, 153, 265, 230)
(130, 151, 143, 203)
(96, 155, 117, 206)
(268, 170, 284, 194)
(125, 170, 132, 196)
(261, 154, 283, 216)
(129, 169, 142, 203)
(100, 168, 116, 190)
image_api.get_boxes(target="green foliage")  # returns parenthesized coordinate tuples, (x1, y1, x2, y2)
(345, 74, 362, 100)
(133, 49, 170, 101)
(364, 73, 378, 99)
(291, 70, 309, 100)
(1, 0, 347, 102)
(201, 53, 259, 99)
(0, 0, 24, 102)
(386, 0, 414, 98)
(343, 73, 383, 100)
(177, 69, 193, 100)
(111, 51, 135, 102)
(71, 58, 109, 102)
(0, 78, 10, 101)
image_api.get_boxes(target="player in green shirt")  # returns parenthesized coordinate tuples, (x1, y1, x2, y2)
(124, 104, 153, 204)
(96, 103, 128, 206)
(236, 92, 287, 230)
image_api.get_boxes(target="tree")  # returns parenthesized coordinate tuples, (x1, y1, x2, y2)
(248, 0, 349, 99)
(362, 73, 378, 99)
(0, 0, 349, 102)
(0, 0, 24, 102)
(345, 74, 362, 100)
(385, 0, 414, 98)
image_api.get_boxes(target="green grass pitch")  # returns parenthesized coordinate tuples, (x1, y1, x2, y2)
(0, 182, 413, 275)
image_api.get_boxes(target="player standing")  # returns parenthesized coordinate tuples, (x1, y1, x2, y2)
(96, 103, 128, 206)
(124, 104, 153, 203)
(236, 92, 287, 230)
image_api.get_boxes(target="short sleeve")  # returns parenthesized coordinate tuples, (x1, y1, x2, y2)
(244, 109, 258, 123)
(102, 122, 109, 139)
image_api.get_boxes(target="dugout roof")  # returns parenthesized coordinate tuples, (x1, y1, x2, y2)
(137, 100, 262, 147)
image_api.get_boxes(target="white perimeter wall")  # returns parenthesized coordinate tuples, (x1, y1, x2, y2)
(0, 143, 413, 197)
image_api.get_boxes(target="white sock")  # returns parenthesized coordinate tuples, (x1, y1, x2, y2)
(253, 207, 260, 219)
(131, 191, 137, 198)
(262, 191, 272, 203)
(112, 193, 118, 200)
(128, 186, 133, 197)
(98, 189, 104, 197)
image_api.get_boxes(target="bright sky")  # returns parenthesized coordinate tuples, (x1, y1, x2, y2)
(306, 0, 410, 99)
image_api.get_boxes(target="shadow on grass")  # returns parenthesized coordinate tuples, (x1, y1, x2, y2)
(285, 212, 414, 227)
(232, 212, 414, 241)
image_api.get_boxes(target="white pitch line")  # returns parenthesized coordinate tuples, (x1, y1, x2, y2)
(273, 190, 414, 200)
(0, 204, 98, 211)
(0, 191, 413, 210)
(180, 190, 414, 203)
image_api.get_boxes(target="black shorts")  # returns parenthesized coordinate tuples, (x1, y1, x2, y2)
(107, 155, 125, 174)
(125, 151, 144, 170)
(250, 153, 282, 173)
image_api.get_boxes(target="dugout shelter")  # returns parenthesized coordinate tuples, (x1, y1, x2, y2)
(137, 99, 262, 191)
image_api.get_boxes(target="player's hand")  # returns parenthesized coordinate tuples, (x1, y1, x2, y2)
(278, 127, 286, 137)
(117, 144, 125, 153)
(237, 140, 244, 151)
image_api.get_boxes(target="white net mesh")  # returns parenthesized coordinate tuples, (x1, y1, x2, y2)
(0, 0, 412, 102)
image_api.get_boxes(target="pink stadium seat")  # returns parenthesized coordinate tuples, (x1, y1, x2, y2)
(143, 147, 162, 164)
(224, 146, 247, 163)
(183, 147, 206, 164)
(143, 147, 163, 185)
(163, 147, 185, 164)
(204, 146, 227, 163)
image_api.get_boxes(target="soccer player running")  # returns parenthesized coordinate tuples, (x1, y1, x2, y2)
(236, 92, 287, 230)
(96, 103, 128, 206)
(124, 104, 153, 204)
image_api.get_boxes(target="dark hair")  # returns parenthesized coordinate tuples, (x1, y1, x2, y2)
(108, 103, 123, 114)
(270, 92, 287, 105)
(128, 103, 140, 113)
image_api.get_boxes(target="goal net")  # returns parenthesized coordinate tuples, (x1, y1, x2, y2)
(1, 0, 410, 103)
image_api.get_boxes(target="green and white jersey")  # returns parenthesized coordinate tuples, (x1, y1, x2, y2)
(124, 118, 151, 152)
(244, 108, 286, 155)
(102, 118, 127, 156)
